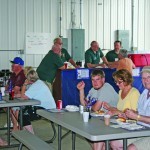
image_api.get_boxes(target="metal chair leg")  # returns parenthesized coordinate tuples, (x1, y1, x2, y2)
(46, 121, 56, 143)
(61, 130, 71, 140)
(18, 143, 23, 150)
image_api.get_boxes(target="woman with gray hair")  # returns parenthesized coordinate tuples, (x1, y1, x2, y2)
(20, 69, 56, 133)
(108, 49, 135, 74)
(22, 69, 56, 110)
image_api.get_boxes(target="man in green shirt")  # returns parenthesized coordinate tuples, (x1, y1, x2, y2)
(84, 41, 108, 68)
(105, 41, 122, 62)
(54, 37, 78, 68)
(37, 44, 65, 90)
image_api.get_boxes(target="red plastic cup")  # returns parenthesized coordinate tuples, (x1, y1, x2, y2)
(57, 100, 62, 110)
(64, 63, 68, 69)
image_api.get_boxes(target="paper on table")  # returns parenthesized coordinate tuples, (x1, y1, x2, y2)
(121, 123, 144, 130)
(48, 109, 65, 113)
(110, 125, 122, 128)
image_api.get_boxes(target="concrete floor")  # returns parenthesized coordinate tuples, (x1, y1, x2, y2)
(0, 111, 91, 150)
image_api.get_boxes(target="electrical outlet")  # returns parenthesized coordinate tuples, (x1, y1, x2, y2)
(19, 49, 24, 54)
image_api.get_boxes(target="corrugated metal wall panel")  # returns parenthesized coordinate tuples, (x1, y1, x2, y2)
(133, 0, 138, 48)
(110, 0, 118, 49)
(17, 0, 26, 49)
(103, 0, 111, 49)
(34, 0, 42, 32)
(8, 0, 17, 49)
(117, 0, 125, 29)
(88, 0, 97, 42)
(124, 0, 131, 30)
(50, 0, 59, 38)
(26, 0, 34, 32)
(96, 0, 104, 48)
(0, 0, 9, 50)
(0, 0, 150, 70)
(42, 0, 51, 33)
(82, 0, 89, 50)
(138, 0, 145, 50)
(145, 0, 150, 51)
(124, 0, 131, 50)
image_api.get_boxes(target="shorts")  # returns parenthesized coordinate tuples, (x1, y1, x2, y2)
(18, 106, 44, 126)
(12, 107, 20, 111)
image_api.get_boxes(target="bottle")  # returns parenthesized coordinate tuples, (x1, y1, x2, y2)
(9, 80, 14, 100)
(87, 95, 91, 104)
(86, 97, 97, 108)
(0, 90, 2, 101)
(90, 98, 97, 105)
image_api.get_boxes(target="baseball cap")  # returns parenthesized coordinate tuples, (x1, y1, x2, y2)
(141, 66, 150, 73)
(10, 57, 24, 66)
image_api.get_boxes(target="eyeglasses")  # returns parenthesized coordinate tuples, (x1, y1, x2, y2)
(142, 76, 150, 81)
(114, 80, 124, 85)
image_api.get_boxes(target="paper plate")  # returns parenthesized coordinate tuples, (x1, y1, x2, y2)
(65, 105, 79, 112)
(90, 112, 105, 117)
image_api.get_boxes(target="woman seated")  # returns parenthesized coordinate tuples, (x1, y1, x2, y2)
(18, 69, 56, 133)
(108, 49, 135, 74)
(93, 69, 140, 150)
(105, 69, 139, 116)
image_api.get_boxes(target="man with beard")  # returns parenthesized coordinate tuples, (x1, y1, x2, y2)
(77, 69, 118, 111)
(105, 40, 122, 62)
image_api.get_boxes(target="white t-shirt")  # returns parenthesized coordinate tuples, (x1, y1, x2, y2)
(137, 89, 150, 127)
(25, 79, 56, 109)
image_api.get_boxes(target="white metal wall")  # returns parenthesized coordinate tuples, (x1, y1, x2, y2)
(0, 0, 150, 70)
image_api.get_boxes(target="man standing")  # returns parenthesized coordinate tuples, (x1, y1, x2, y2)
(84, 41, 108, 68)
(54, 37, 79, 68)
(77, 70, 118, 111)
(125, 66, 150, 150)
(105, 40, 122, 62)
(37, 44, 65, 90)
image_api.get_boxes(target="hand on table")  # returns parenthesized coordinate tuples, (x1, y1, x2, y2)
(103, 102, 111, 110)
(118, 112, 127, 119)
(125, 109, 138, 120)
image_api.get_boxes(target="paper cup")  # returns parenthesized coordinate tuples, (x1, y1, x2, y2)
(115, 58, 119, 61)
(104, 114, 110, 126)
(1, 87, 5, 96)
(79, 105, 84, 114)
(64, 62, 68, 69)
(83, 112, 89, 122)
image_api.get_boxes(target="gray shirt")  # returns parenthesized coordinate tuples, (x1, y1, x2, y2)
(86, 83, 118, 107)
